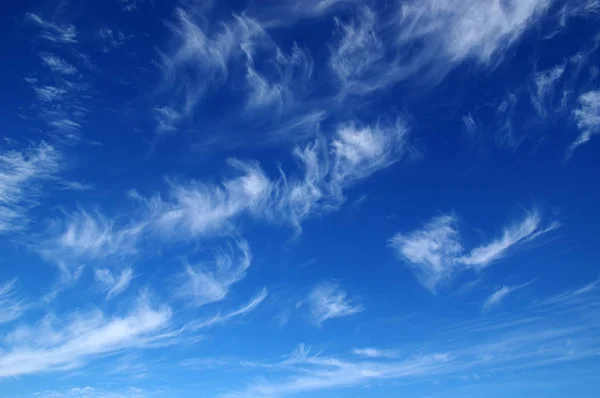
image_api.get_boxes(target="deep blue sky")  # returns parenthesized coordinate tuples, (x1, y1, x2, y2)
(1, 1, 600, 397)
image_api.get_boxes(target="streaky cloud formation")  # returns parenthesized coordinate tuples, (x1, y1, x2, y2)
(3, 1, 600, 397)
(220, 280, 600, 398)
(0, 279, 27, 325)
(40, 53, 78, 75)
(95, 267, 134, 300)
(40, 209, 144, 277)
(352, 347, 399, 359)
(0, 142, 61, 233)
(570, 90, 600, 155)
(189, 288, 268, 330)
(0, 293, 173, 378)
(484, 280, 536, 309)
(389, 210, 558, 291)
(307, 282, 363, 325)
(176, 239, 252, 307)
(26, 13, 78, 43)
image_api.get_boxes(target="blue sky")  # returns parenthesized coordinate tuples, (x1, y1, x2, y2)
(1, 0, 600, 397)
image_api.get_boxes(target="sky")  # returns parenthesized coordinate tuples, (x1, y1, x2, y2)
(1, 0, 600, 397)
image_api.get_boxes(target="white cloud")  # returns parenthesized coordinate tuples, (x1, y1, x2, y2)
(244, 43, 313, 111)
(266, 120, 411, 229)
(462, 114, 478, 137)
(0, 279, 27, 325)
(189, 288, 268, 330)
(220, 282, 600, 397)
(145, 161, 271, 238)
(484, 280, 535, 309)
(352, 348, 399, 359)
(119, 0, 144, 12)
(459, 211, 559, 267)
(570, 90, 600, 155)
(0, 142, 61, 233)
(40, 209, 144, 276)
(390, 210, 557, 291)
(0, 294, 173, 378)
(388, 215, 463, 291)
(34, 86, 67, 102)
(397, 0, 551, 66)
(323, 0, 552, 97)
(307, 282, 363, 325)
(33, 386, 151, 398)
(156, 6, 240, 128)
(153, 106, 180, 134)
(530, 64, 566, 117)
(329, 6, 386, 95)
(95, 268, 134, 300)
(176, 239, 252, 307)
(257, 0, 356, 27)
(40, 53, 78, 75)
(26, 13, 77, 43)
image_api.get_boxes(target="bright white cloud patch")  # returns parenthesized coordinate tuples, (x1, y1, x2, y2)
(352, 347, 399, 358)
(307, 282, 363, 325)
(397, 0, 551, 65)
(390, 211, 557, 291)
(0, 294, 172, 378)
(570, 90, 600, 154)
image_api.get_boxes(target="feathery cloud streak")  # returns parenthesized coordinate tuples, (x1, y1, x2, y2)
(0, 142, 61, 233)
(0, 294, 173, 378)
(389, 210, 558, 291)
(307, 282, 363, 325)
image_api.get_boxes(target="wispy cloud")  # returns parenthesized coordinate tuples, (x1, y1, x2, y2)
(119, 0, 145, 12)
(33, 386, 152, 398)
(95, 268, 134, 300)
(220, 280, 600, 398)
(307, 282, 363, 325)
(484, 280, 535, 310)
(26, 13, 77, 43)
(0, 294, 173, 378)
(0, 142, 61, 233)
(0, 279, 27, 325)
(530, 63, 566, 117)
(458, 211, 559, 267)
(569, 90, 600, 156)
(389, 210, 558, 291)
(352, 347, 399, 359)
(329, 6, 387, 96)
(34, 85, 67, 102)
(143, 161, 271, 238)
(176, 239, 252, 307)
(388, 214, 463, 290)
(396, 0, 552, 69)
(189, 288, 268, 330)
(40, 209, 144, 277)
(266, 120, 412, 230)
(323, 0, 553, 98)
(40, 53, 78, 75)
(98, 28, 130, 51)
